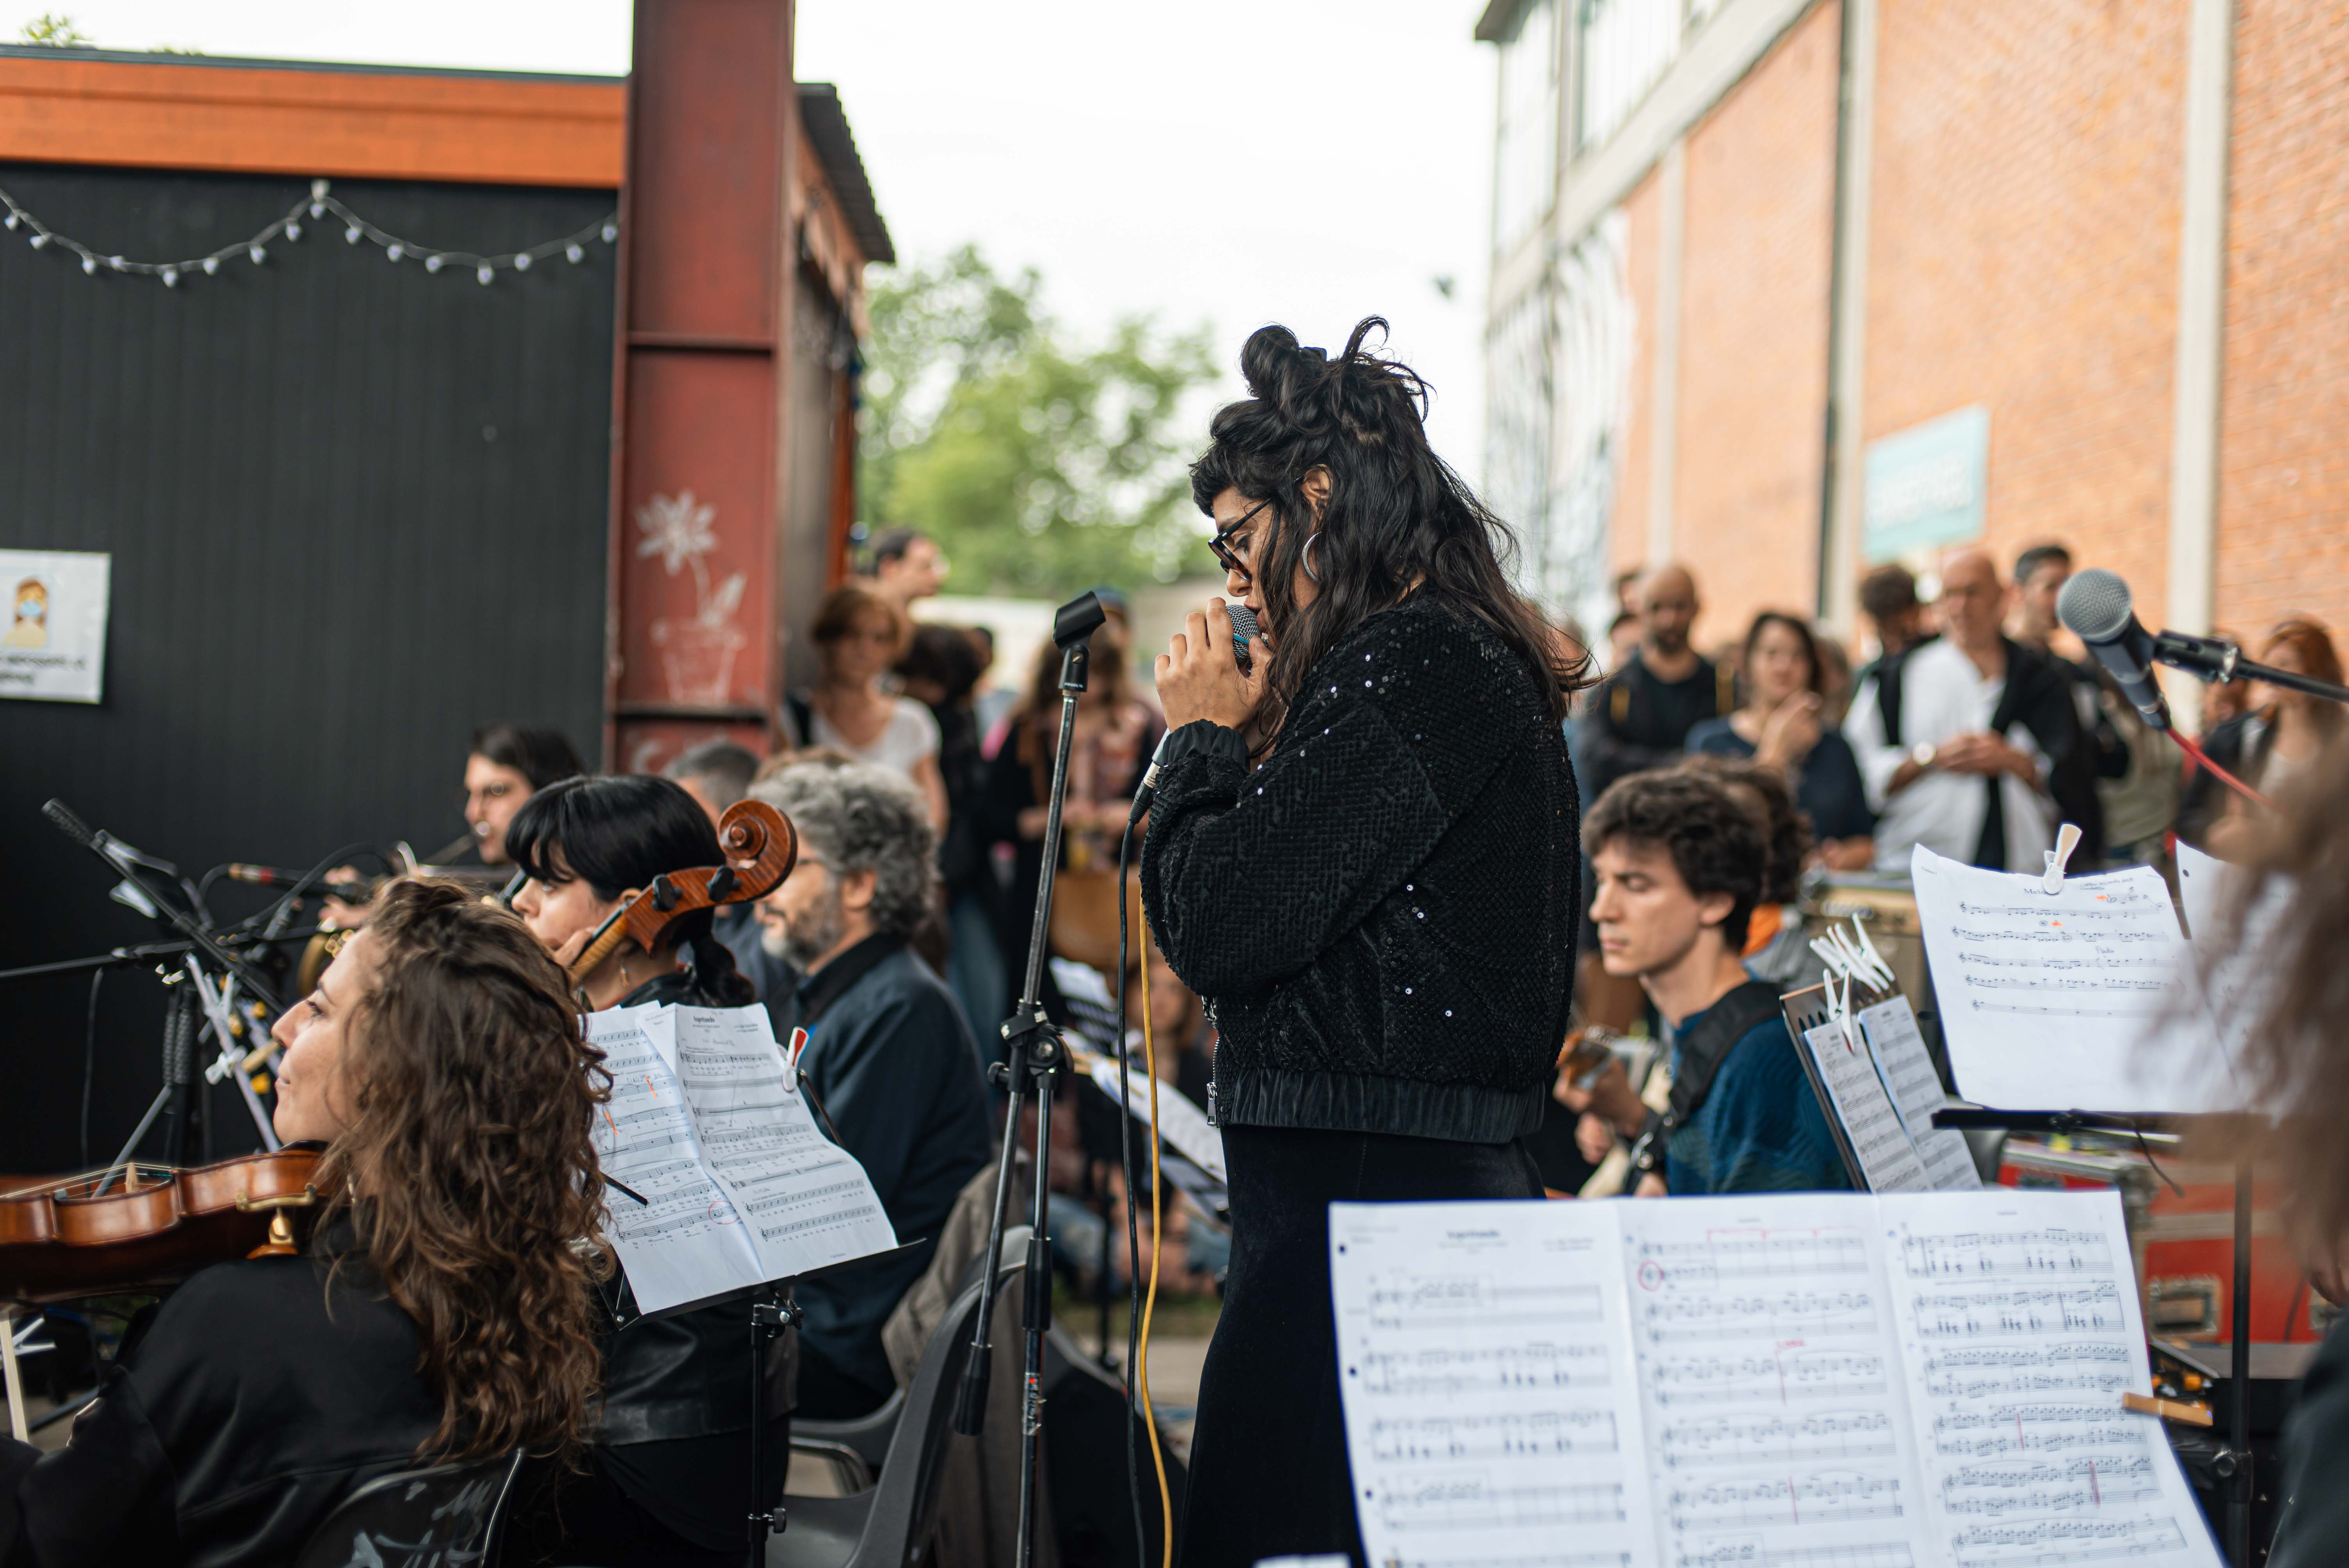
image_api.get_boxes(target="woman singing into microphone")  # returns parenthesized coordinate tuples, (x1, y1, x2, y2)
(1142, 319, 1586, 1564)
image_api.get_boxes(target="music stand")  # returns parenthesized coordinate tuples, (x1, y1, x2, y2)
(1933, 1104, 2254, 1568)
(616, 1237, 932, 1568)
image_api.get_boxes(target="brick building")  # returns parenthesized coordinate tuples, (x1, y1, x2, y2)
(1478, 0, 2347, 717)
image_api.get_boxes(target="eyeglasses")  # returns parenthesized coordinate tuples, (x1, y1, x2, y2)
(1208, 499, 1273, 584)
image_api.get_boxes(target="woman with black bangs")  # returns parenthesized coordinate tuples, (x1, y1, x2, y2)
(500, 775, 781, 1568)
(1141, 318, 1588, 1564)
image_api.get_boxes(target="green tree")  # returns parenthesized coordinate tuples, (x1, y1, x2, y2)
(19, 13, 93, 45)
(859, 246, 1219, 599)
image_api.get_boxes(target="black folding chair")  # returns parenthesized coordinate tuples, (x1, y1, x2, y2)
(292, 1446, 526, 1568)
(770, 1245, 1024, 1568)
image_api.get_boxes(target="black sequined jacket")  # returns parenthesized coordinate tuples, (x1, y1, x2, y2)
(1140, 594, 1580, 1144)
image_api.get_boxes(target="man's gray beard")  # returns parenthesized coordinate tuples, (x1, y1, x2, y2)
(778, 882, 845, 971)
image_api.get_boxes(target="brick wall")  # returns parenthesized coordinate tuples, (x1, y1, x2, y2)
(1612, 165, 1663, 593)
(1865, 0, 2188, 624)
(2215, 0, 2349, 646)
(1671, 0, 1841, 653)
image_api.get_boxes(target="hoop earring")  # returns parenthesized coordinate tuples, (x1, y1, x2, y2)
(1303, 531, 1323, 584)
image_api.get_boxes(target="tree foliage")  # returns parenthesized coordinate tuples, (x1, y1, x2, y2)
(858, 246, 1219, 599)
(20, 13, 93, 45)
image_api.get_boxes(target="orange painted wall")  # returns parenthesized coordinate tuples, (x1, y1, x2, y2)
(0, 54, 624, 188)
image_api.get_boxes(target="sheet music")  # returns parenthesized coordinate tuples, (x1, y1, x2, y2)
(1616, 1196, 1930, 1568)
(585, 1006, 768, 1314)
(1330, 1201, 1659, 1568)
(2170, 842, 2291, 1092)
(1877, 1189, 2221, 1568)
(1078, 1050, 1227, 1185)
(666, 1007, 897, 1280)
(1800, 1023, 1932, 1193)
(1855, 997, 1981, 1192)
(1909, 846, 2209, 1113)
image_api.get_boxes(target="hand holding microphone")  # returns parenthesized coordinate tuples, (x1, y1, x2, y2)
(1153, 596, 1267, 732)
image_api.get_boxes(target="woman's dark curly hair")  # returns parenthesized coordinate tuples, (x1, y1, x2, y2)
(319, 878, 613, 1463)
(1683, 754, 1815, 906)
(1189, 318, 1587, 742)
(1581, 768, 1768, 950)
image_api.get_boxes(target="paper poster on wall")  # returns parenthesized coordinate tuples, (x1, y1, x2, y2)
(0, 551, 110, 703)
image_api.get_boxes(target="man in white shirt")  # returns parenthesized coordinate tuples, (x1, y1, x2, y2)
(1848, 549, 2086, 872)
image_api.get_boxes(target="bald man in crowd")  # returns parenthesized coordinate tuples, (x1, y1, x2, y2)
(1846, 549, 2095, 873)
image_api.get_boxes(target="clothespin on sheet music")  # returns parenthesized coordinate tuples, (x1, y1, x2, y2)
(1823, 968, 1862, 1053)
(1810, 935, 1854, 985)
(784, 1026, 810, 1093)
(2041, 822, 2084, 894)
(1847, 914, 1898, 991)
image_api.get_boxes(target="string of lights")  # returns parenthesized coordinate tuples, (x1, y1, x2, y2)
(0, 178, 618, 288)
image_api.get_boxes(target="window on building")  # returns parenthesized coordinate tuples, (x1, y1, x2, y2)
(1577, 0, 1685, 151)
(1493, 0, 1559, 253)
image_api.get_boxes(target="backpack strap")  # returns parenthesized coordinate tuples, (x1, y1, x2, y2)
(782, 693, 815, 749)
(1629, 980, 1788, 1178)
(1872, 646, 1912, 750)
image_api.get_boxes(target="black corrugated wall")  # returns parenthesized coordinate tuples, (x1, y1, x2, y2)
(0, 164, 616, 1172)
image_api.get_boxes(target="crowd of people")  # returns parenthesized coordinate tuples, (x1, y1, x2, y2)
(11, 310, 2349, 1567)
(1551, 545, 2342, 1205)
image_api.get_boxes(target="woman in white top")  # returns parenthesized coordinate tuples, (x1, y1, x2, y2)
(787, 582, 950, 830)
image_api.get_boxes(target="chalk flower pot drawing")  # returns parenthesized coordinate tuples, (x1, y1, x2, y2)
(638, 490, 748, 705)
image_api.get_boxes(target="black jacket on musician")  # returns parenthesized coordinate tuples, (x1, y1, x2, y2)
(1141, 594, 1580, 1143)
(0, 1220, 441, 1568)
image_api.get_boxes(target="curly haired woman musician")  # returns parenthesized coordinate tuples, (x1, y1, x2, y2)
(0, 880, 611, 1568)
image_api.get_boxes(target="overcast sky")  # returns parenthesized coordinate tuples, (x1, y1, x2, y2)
(37, 2, 1498, 470)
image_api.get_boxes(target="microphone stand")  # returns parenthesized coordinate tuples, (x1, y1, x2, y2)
(954, 592, 1106, 1568)
(2153, 630, 2349, 706)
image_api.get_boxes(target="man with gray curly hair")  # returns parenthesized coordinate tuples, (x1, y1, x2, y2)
(748, 759, 991, 1419)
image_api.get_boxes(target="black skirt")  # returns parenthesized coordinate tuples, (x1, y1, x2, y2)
(1178, 1124, 1543, 1567)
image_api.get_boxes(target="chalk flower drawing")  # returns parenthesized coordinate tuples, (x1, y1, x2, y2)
(637, 490, 747, 704)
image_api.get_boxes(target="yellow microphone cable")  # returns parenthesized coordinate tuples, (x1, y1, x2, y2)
(1135, 953, 1173, 1568)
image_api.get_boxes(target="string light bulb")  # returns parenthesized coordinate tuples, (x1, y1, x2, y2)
(108, 255, 125, 271)
(566, 242, 584, 264)
(386, 244, 403, 262)
(161, 267, 178, 287)
(602, 221, 618, 243)
(81, 255, 96, 274)
(477, 265, 494, 285)
(29, 232, 47, 249)
(201, 256, 218, 275)
(2, 212, 15, 230)
(249, 244, 266, 265)
(514, 252, 531, 272)
(344, 225, 362, 245)
(285, 219, 301, 242)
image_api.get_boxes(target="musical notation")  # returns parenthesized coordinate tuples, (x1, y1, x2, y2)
(1649, 1351, 1888, 1405)
(1666, 1472, 1905, 1530)
(1659, 1410, 1897, 1468)
(1370, 1408, 1622, 1464)
(1376, 1479, 1628, 1531)
(586, 1004, 896, 1315)
(1880, 1196, 2214, 1568)
(1367, 1275, 1600, 1331)
(1852, 999, 1979, 1193)
(1335, 1193, 2220, 1568)
(1800, 1021, 1929, 1194)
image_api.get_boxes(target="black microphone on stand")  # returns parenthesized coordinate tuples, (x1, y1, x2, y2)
(2056, 568, 2172, 731)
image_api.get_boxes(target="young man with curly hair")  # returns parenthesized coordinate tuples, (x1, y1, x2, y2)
(1571, 769, 1849, 1197)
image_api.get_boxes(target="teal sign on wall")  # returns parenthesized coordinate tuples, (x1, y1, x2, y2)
(1863, 404, 1989, 561)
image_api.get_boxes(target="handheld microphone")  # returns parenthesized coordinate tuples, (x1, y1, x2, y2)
(1128, 604, 1263, 826)
(2056, 568, 2170, 731)
(1227, 602, 1259, 675)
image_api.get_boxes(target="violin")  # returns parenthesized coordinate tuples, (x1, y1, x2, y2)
(566, 798, 797, 986)
(0, 1146, 323, 1304)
